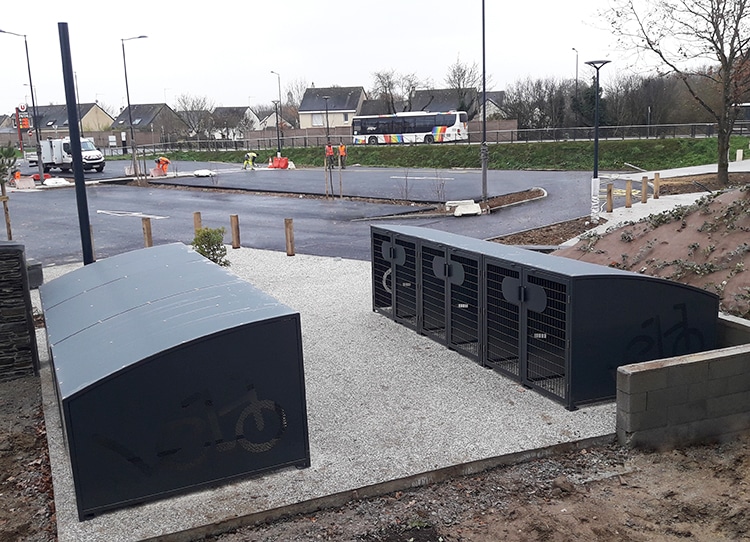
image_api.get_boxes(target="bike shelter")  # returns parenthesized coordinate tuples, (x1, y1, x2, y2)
(372, 225, 719, 410)
(40, 243, 310, 520)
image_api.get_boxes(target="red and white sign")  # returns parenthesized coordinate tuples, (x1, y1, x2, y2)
(18, 103, 27, 112)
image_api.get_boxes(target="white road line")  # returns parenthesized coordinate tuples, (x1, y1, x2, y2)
(96, 210, 169, 219)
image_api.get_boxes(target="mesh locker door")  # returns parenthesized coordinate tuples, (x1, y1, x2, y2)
(420, 243, 446, 342)
(485, 261, 521, 378)
(524, 273, 569, 404)
(372, 231, 394, 317)
(393, 238, 417, 327)
(448, 251, 480, 361)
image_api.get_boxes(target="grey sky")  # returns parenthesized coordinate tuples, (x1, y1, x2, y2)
(1, 0, 621, 115)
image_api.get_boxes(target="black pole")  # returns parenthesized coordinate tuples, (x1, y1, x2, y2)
(58, 22, 94, 265)
(480, 0, 488, 203)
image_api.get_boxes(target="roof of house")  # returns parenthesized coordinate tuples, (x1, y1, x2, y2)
(411, 88, 478, 113)
(111, 104, 182, 129)
(484, 91, 505, 107)
(30, 103, 112, 128)
(211, 106, 257, 126)
(299, 87, 366, 112)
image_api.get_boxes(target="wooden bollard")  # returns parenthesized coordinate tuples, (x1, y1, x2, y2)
(641, 176, 648, 204)
(284, 218, 295, 256)
(142, 217, 153, 247)
(653, 172, 660, 199)
(193, 211, 202, 233)
(606, 183, 614, 213)
(625, 180, 632, 208)
(230, 214, 240, 249)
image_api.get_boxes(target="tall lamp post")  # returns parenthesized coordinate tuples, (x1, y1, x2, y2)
(121, 35, 147, 178)
(480, 0, 488, 204)
(0, 29, 45, 183)
(585, 59, 610, 224)
(323, 95, 330, 143)
(572, 47, 579, 127)
(272, 100, 281, 157)
(271, 71, 282, 156)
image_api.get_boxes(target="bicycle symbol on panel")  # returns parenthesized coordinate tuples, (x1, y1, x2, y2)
(625, 303, 705, 361)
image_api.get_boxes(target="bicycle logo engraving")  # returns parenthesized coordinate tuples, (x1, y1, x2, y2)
(92, 383, 288, 475)
(625, 303, 705, 361)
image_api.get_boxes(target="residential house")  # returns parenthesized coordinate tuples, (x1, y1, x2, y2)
(298, 87, 366, 129)
(111, 103, 189, 145)
(210, 107, 261, 139)
(24, 103, 114, 137)
(411, 88, 479, 119)
(478, 91, 505, 119)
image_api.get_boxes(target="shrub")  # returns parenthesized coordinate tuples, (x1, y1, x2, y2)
(192, 226, 229, 267)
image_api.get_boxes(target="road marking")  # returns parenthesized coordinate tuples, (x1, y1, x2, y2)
(97, 210, 169, 219)
(389, 176, 454, 181)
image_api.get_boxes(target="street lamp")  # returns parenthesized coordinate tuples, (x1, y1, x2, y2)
(271, 71, 282, 156)
(572, 47, 579, 126)
(480, 0, 488, 204)
(121, 35, 147, 178)
(0, 29, 45, 182)
(323, 95, 330, 143)
(585, 59, 610, 223)
(272, 100, 281, 158)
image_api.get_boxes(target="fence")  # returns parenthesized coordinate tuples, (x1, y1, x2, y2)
(1, 121, 737, 156)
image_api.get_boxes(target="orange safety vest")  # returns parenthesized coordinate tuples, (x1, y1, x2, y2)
(338, 144, 346, 156)
(325, 145, 334, 156)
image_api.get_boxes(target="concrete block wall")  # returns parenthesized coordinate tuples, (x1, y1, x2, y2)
(617, 315, 750, 449)
(0, 242, 40, 381)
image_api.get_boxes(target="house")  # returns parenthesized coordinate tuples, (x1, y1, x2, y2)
(298, 87, 366, 129)
(210, 107, 261, 139)
(411, 88, 479, 119)
(110, 103, 189, 143)
(358, 88, 482, 119)
(478, 91, 505, 119)
(22, 103, 114, 137)
(257, 111, 294, 131)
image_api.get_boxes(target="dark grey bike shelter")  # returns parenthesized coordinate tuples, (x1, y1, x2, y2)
(40, 243, 310, 520)
(372, 225, 719, 409)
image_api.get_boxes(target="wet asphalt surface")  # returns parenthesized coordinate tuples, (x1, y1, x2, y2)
(9, 159, 594, 266)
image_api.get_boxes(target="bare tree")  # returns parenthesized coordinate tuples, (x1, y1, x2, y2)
(606, 0, 750, 184)
(283, 77, 308, 128)
(370, 70, 427, 113)
(444, 56, 486, 117)
(175, 93, 216, 138)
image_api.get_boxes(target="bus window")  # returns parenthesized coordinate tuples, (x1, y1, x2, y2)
(459, 112, 468, 123)
(435, 114, 456, 127)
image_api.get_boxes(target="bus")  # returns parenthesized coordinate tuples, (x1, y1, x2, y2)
(352, 111, 468, 145)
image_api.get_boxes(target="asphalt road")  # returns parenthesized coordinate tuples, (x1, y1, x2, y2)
(9, 159, 593, 266)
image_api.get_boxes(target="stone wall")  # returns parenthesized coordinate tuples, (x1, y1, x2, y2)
(0, 242, 39, 381)
(617, 314, 750, 449)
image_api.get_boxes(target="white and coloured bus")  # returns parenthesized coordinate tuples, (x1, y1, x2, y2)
(352, 111, 469, 145)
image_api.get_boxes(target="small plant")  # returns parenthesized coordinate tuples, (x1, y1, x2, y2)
(192, 226, 229, 267)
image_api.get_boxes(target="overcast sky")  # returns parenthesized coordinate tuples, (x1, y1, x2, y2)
(1, 0, 624, 116)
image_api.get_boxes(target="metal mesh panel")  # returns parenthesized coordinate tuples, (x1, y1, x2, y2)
(372, 232, 393, 316)
(486, 262, 520, 377)
(449, 253, 479, 358)
(394, 239, 417, 326)
(525, 275, 568, 400)
(421, 245, 446, 341)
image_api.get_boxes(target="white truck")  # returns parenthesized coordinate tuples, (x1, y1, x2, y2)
(27, 137, 105, 173)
